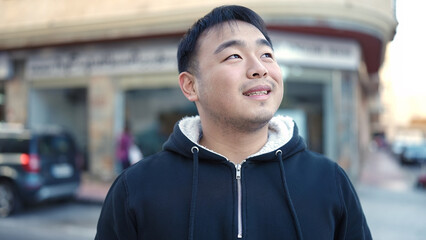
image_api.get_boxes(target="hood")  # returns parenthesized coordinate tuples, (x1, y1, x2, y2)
(163, 115, 306, 162)
(163, 115, 306, 240)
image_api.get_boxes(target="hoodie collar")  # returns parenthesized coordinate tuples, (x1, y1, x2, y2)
(178, 115, 295, 158)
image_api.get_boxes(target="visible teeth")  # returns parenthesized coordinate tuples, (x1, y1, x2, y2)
(245, 91, 268, 96)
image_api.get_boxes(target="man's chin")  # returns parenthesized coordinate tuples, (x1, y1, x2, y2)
(237, 112, 274, 133)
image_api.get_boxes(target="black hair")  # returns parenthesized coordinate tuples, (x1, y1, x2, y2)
(177, 5, 272, 74)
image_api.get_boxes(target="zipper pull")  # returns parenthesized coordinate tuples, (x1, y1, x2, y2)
(236, 164, 242, 179)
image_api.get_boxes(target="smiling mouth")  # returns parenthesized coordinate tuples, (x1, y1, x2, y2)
(243, 90, 270, 96)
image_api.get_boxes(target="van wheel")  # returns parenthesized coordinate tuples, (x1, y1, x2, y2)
(0, 181, 19, 217)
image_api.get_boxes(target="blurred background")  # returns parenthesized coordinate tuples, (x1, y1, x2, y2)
(0, 0, 425, 239)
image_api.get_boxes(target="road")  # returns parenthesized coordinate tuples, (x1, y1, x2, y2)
(357, 149, 426, 240)
(0, 200, 101, 240)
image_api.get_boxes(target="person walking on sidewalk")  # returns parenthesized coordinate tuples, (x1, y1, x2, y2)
(116, 123, 133, 171)
(96, 5, 372, 240)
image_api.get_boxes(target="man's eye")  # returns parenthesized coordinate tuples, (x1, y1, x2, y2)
(262, 53, 274, 59)
(226, 54, 242, 60)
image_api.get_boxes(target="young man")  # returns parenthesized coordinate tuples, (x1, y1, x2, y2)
(95, 5, 372, 240)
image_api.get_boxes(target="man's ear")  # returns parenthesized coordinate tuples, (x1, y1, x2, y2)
(179, 72, 199, 102)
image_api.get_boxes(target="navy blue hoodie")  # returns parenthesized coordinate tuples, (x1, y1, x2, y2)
(95, 116, 371, 240)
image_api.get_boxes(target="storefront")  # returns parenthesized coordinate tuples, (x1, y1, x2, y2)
(21, 38, 186, 178)
(5, 31, 364, 179)
(272, 32, 363, 177)
(1, 1, 397, 180)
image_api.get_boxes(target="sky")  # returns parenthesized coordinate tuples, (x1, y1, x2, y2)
(382, 0, 426, 124)
(387, 0, 426, 96)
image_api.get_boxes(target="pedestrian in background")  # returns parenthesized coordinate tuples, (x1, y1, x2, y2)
(116, 122, 132, 171)
(96, 5, 371, 240)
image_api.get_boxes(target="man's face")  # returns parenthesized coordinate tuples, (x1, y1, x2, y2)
(192, 21, 283, 132)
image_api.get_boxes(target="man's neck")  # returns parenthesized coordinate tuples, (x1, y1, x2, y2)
(199, 121, 269, 165)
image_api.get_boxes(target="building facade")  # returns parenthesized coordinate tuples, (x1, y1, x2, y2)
(0, 0, 397, 180)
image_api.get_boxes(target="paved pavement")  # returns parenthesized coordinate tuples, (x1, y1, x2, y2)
(357, 149, 426, 240)
(76, 173, 112, 204)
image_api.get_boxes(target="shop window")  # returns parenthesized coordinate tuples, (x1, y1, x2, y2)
(126, 87, 197, 157)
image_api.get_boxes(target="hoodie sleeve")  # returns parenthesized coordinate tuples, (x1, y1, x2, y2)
(335, 164, 372, 240)
(95, 174, 138, 240)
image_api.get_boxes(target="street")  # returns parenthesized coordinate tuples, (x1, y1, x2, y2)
(358, 149, 426, 240)
(0, 149, 425, 240)
(0, 200, 101, 240)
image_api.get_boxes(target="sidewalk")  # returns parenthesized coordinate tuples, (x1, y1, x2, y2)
(359, 148, 421, 191)
(357, 149, 426, 240)
(75, 173, 114, 204)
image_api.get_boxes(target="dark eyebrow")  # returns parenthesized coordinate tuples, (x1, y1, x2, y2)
(214, 38, 272, 55)
(257, 38, 273, 49)
(214, 40, 245, 54)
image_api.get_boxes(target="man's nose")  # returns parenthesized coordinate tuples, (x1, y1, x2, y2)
(247, 58, 268, 78)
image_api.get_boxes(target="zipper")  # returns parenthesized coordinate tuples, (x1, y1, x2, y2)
(236, 163, 243, 239)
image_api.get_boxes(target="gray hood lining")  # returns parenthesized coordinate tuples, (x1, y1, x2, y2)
(178, 115, 294, 159)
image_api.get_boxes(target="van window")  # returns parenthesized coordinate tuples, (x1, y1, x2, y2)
(37, 135, 74, 156)
(0, 138, 30, 153)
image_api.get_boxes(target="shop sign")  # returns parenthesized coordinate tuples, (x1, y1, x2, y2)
(25, 44, 177, 80)
(271, 32, 361, 70)
(0, 53, 13, 80)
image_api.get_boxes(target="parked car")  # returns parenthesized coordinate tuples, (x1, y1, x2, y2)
(417, 173, 426, 188)
(400, 144, 426, 165)
(0, 124, 81, 217)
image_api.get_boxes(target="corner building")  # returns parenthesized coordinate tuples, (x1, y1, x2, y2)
(0, 0, 397, 180)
